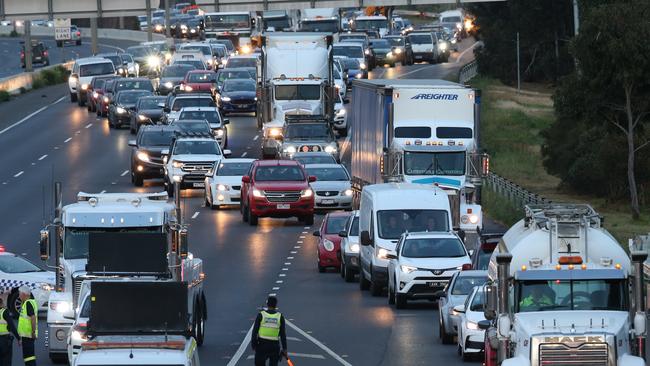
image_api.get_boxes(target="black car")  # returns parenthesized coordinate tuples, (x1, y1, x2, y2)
(157, 64, 196, 95)
(369, 39, 397, 67)
(129, 125, 178, 186)
(105, 77, 154, 106)
(95, 53, 123, 73)
(217, 79, 257, 115)
(126, 45, 160, 74)
(20, 40, 49, 68)
(383, 35, 414, 65)
(108, 90, 153, 128)
(130, 96, 167, 134)
(214, 67, 255, 92)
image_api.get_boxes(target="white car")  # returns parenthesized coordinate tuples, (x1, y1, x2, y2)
(67, 291, 90, 363)
(407, 32, 439, 63)
(0, 249, 55, 314)
(437, 270, 487, 344)
(333, 94, 348, 136)
(164, 94, 216, 123)
(387, 231, 471, 308)
(333, 66, 346, 99)
(456, 286, 486, 361)
(119, 53, 139, 77)
(177, 43, 217, 69)
(68, 57, 116, 106)
(303, 164, 353, 211)
(178, 107, 229, 148)
(205, 158, 255, 209)
(164, 136, 231, 195)
(332, 43, 367, 72)
(339, 210, 360, 282)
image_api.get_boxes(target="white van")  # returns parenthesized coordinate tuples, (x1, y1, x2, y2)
(358, 183, 452, 296)
(68, 57, 116, 106)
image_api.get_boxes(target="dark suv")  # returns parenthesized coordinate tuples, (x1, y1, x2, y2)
(128, 125, 179, 186)
(21, 41, 49, 68)
(470, 231, 504, 270)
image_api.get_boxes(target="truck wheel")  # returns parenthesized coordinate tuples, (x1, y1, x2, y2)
(395, 293, 407, 309)
(49, 352, 68, 364)
(248, 207, 258, 226)
(195, 302, 205, 346)
(359, 271, 370, 291)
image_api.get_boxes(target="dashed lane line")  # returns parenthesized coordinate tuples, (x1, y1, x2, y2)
(85, 123, 93, 129)
(14, 171, 23, 178)
(38, 154, 47, 161)
(241, 152, 248, 157)
(253, 135, 259, 141)
(191, 211, 200, 219)
(120, 170, 129, 177)
(0, 96, 65, 136)
(64, 137, 72, 143)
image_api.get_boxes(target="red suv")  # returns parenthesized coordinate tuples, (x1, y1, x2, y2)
(313, 212, 352, 273)
(180, 70, 217, 95)
(241, 160, 316, 226)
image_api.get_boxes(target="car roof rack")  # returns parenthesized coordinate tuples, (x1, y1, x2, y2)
(285, 115, 330, 124)
(173, 131, 214, 139)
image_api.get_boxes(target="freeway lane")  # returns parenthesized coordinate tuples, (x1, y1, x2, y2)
(0, 38, 482, 365)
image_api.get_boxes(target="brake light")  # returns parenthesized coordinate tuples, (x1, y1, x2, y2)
(0, 245, 5, 252)
(43, 51, 48, 56)
(76, 31, 81, 36)
(20, 51, 24, 59)
(558, 256, 583, 265)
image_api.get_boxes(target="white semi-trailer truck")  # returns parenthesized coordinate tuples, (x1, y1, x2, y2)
(483, 204, 647, 366)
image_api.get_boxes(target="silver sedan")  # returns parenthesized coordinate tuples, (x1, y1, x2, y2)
(437, 270, 487, 344)
(304, 164, 353, 211)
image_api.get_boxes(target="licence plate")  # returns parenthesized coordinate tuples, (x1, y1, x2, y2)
(321, 199, 334, 204)
(428, 281, 446, 288)
(277, 204, 290, 209)
(192, 183, 205, 188)
(237, 105, 247, 108)
(415, 55, 423, 59)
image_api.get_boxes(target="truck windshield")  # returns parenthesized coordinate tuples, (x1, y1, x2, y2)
(404, 151, 466, 176)
(377, 209, 449, 239)
(205, 14, 250, 29)
(333, 46, 364, 58)
(264, 17, 290, 29)
(516, 279, 627, 312)
(275, 85, 321, 100)
(285, 123, 331, 139)
(354, 19, 388, 30)
(300, 20, 339, 33)
(64, 227, 161, 259)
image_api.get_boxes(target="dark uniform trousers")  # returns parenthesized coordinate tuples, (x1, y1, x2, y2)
(254, 339, 281, 366)
(0, 335, 12, 366)
(22, 338, 36, 366)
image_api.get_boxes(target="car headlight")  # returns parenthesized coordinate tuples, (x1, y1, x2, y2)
(116, 107, 126, 114)
(136, 151, 150, 162)
(117, 67, 124, 74)
(364, 49, 371, 55)
(466, 321, 479, 330)
(377, 248, 389, 259)
(164, 81, 174, 89)
(350, 243, 360, 253)
(155, 24, 163, 31)
(69, 75, 78, 83)
(190, 29, 196, 33)
(335, 109, 346, 117)
(81, 84, 89, 90)
(323, 238, 335, 251)
(172, 160, 184, 168)
(214, 129, 224, 137)
(147, 55, 161, 68)
(241, 45, 252, 54)
(206, 59, 213, 65)
(51, 301, 71, 314)
(400, 265, 418, 274)
(451, 38, 457, 44)
(386, 51, 393, 57)
(439, 42, 448, 51)
(269, 128, 282, 137)
(40, 283, 55, 291)
(359, 62, 367, 70)
(301, 188, 313, 198)
(137, 114, 148, 121)
(183, 85, 193, 92)
(252, 188, 264, 198)
(103, 96, 110, 103)
(71, 330, 86, 341)
(92, 91, 99, 99)
(324, 145, 337, 154)
(217, 184, 228, 191)
(221, 96, 231, 102)
(342, 189, 353, 196)
(284, 145, 296, 154)
(394, 48, 403, 54)
(469, 214, 479, 224)
(356, 73, 363, 79)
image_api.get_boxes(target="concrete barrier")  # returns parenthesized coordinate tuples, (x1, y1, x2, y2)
(0, 61, 73, 94)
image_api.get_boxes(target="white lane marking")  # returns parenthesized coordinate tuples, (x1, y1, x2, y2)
(100, 190, 106, 194)
(0, 96, 65, 136)
(272, 287, 280, 290)
(279, 274, 286, 277)
(290, 251, 297, 254)
(282, 268, 288, 271)
(246, 353, 324, 360)
(293, 246, 300, 249)
(191, 211, 200, 219)
(304, 226, 310, 229)
(120, 170, 129, 176)
(287, 257, 294, 260)
(38, 154, 48, 161)
(276, 280, 283, 284)
(14, 171, 24, 178)
(285, 320, 353, 366)
(284, 262, 291, 265)
(301, 231, 308, 234)
(241, 152, 248, 157)
(85, 123, 93, 129)
(297, 241, 303, 244)
(97, 43, 125, 53)
(299, 235, 305, 239)
(253, 135, 259, 141)
(64, 137, 72, 143)
(225, 324, 253, 366)
(268, 292, 277, 296)
(455, 41, 482, 64)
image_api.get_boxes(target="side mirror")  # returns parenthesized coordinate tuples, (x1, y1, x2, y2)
(223, 119, 230, 125)
(178, 228, 189, 258)
(161, 149, 169, 156)
(223, 149, 232, 157)
(484, 284, 498, 320)
(308, 175, 317, 183)
(312, 230, 321, 237)
(241, 175, 251, 183)
(338, 231, 348, 238)
(63, 313, 76, 320)
(433, 290, 446, 298)
(129, 106, 137, 111)
(478, 319, 491, 330)
(70, 73, 79, 79)
(39, 229, 50, 261)
(343, 98, 350, 105)
(468, 249, 474, 256)
(453, 304, 466, 314)
(128, 140, 137, 147)
(360, 230, 372, 246)
(157, 102, 166, 108)
(122, 60, 129, 65)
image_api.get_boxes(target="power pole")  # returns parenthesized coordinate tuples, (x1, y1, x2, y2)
(165, 0, 171, 38)
(516, 32, 520, 92)
(573, 0, 580, 35)
(24, 21, 32, 72)
(90, 18, 98, 55)
(146, 0, 153, 41)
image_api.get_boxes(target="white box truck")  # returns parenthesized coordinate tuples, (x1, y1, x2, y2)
(349, 79, 488, 237)
(299, 8, 340, 33)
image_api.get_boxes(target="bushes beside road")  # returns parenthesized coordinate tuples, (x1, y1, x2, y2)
(31, 65, 69, 90)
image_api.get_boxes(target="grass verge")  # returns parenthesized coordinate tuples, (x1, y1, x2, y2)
(471, 76, 649, 242)
(0, 65, 69, 103)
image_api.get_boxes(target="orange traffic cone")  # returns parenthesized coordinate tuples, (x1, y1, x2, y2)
(287, 357, 295, 366)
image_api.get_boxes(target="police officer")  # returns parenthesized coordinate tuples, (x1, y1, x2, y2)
(17, 286, 37, 366)
(0, 298, 20, 366)
(251, 296, 287, 366)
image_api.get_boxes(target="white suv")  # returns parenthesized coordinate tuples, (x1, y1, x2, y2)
(68, 57, 116, 106)
(163, 135, 231, 196)
(407, 32, 439, 64)
(386, 231, 471, 309)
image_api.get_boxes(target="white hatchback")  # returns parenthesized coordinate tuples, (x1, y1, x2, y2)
(205, 159, 255, 209)
(456, 286, 486, 361)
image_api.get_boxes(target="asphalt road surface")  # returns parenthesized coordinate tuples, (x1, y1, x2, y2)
(0, 38, 491, 365)
(0, 36, 139, 78)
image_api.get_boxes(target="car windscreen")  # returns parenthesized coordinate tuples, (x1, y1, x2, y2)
(212, 40, 235, 52)
(181, 46, 212, 56)
(339, 58, 360, 70)
(118, 91, 151, 104)
(92, 78, 107, 89)
(115, 80, 154, 92)
(140, 130, 176, 146)
(126, 46, 155, 57)
(385, 37, 405, 47)
(172, 98, 215, 111)
(470, 290, 485, 311)
(370, 40, 391, 49)
(187, 73, 216, 83)
(174, 60, 205, 69)
(254, 166, 305, 181)
(294, 155, 337, 165)
(377, 209, 449, 239)
(120, 54, 134, 63)
(409, 34, 433, 44)
(451, 276, 487, 295)
(223, 80, 256, 92)
(218, 70, 252, 83)
(305, 167, 348, 181)
(325, 216, 349, 234)
(79, 62, 114, 77)
(226, 58, 257, 68)
(179, 110, 220, 123)
(137, 97, 165, 110)
(285, 124, 331, 139)
(173, 121, 211, 134)
(211, 47, 227, 57)
(173, 140, 220, 155)
(275, 85, 320, 100)
(333, 46, 363, 58)
(163, 65, 195, 77)
(403, 151, 466, 176)
(401, 237, 466, 258)
(0, 255, 43, 273)
(216, 161, 252, 176)
(101, 55, 122, 66)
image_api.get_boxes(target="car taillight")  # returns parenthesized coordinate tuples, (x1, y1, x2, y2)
(76, 31, 81, 36)
(461, 263, 472, 270)
(43, 51, 48, 56)
(20, 51, 24, 59)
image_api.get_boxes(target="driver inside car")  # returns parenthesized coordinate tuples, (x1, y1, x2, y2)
(520, 284, 554, 311)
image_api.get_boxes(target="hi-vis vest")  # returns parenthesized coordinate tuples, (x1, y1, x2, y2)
(0, 308, 8, 336)
(258, 311, 281, 341)
(18, 299, 38, 338)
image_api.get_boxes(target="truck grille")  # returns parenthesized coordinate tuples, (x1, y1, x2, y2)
(299, 145, 321, 152)
(181, 162, 214, 173)
(265, 191, 301, 203)
(72, 277, 84, 306)
(539, 342, 608, 366)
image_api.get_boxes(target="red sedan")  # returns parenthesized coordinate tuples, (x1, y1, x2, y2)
(180, 70, 217, 95)
(313, 211, 353, 273)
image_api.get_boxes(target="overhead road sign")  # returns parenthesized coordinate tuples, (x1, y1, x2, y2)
(195, 0, 503, 12)
(54, 18, 71, 41)
(2, 0, 161, 20)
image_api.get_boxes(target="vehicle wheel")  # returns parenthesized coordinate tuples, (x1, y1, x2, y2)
(395, 293, 407, 309)
(440, 318, 454, 344)
(318, 260, 326, 273)
(70, 92, 77, 102)
(303, 214, 314, 225)
(369, 269, 383, 297)
(338, 128, 348, 138)
(340, 261, 345, 279)
(7, 290, 21, 317)
(242, 202, 249, 222)
(461, 345, 471, 362)
(388, 281, 395, 305)
(166, 181, 174, 197)
(344, 263, 356, 283)
(195, 301, 205, 346)
(76, 40, 82, 46)
(133, 173, 144, 187)
(49, 352, 68, 364)
(96, 107, 101, 116)
(130, 125, 136, 134)
(77, 95, 85, 107)
(101, 110, 107, 117)
(248, 207, 258, 226)
(359, 271, 370, 291)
